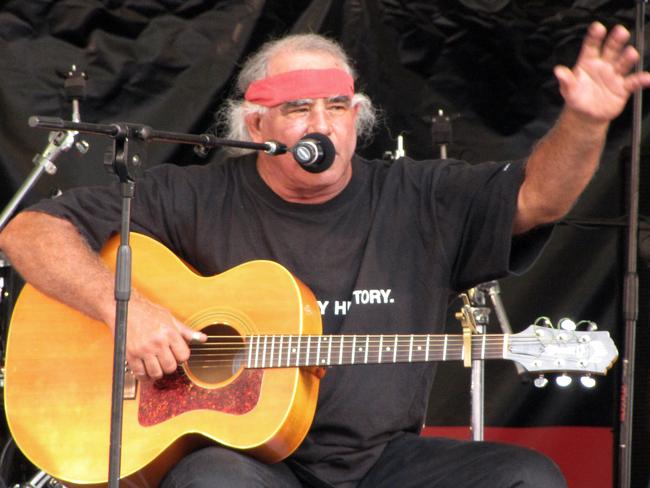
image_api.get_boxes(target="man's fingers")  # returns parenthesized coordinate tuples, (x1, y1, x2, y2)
(128, 357, 147, 378)
(615, 46, 639, 76)
(624, 71, 650, 92)
(601, 24, 631, 64)
(157, 347, 181, 374)
(169, 332, 192, 364)
(143, 355, 164, 380)
(554, 65, 576, 97)
(576, 22, 607, 64)
(179, 325, 207, 344)
(169, 324, 206, 365)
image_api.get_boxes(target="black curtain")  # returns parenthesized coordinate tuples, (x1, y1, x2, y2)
(0, 0, 647, 485)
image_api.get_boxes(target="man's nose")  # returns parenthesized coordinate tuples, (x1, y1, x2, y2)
(307, 105, 332, 134)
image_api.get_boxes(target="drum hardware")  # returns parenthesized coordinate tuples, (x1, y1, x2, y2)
(11, 470, 65, 488)
(382, 133, 406, 161)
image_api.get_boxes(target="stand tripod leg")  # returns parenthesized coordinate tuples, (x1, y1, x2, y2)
(12, 470, 65, 488)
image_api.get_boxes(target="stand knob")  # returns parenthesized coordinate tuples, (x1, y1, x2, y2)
(75, 139, 90, 154)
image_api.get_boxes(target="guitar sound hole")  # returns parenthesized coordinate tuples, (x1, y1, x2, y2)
(187, 323, 245, 385)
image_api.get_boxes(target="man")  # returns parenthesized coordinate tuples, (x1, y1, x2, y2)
(0, 22, 647, 488)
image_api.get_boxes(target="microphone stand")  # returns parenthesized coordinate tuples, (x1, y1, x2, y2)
(619, 1, 647, 486)
(27, 116, 286, 487)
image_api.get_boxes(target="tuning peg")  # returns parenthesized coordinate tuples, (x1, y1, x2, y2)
(534, 374, 549, 388)
(534, 316, 553, 328)
(555, 374, 572, 387)
(580, 375, 596, 388)
(558, 318, 576, 331)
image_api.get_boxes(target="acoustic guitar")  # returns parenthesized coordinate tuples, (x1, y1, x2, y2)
(3, 233, 618, 487)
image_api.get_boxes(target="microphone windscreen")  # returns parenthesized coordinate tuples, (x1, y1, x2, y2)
(300, 132, 335, 173)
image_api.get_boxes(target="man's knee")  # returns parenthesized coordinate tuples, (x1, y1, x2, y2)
(493, 444, 567, 488)
(160, 446, 300, 488)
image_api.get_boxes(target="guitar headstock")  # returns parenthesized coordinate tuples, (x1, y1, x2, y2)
(504, 322, 619, 378)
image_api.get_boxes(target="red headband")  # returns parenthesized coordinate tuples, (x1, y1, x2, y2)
(244, 68, 355, 107)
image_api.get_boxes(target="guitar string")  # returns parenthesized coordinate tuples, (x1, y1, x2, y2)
(185, 344, 581, 354)
(177, 334, 592, 367)
(181, 357, 588, 368)
(190, 336, 560, 345)
(186, 336, 580, 353)
(187, 343, 548, 354)
(184, 345, 589, 365)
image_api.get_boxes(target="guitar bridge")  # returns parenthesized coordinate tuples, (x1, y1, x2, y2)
(123, 367, 137, 400)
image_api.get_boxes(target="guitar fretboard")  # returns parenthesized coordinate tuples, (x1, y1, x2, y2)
(243, 334, 510, 368)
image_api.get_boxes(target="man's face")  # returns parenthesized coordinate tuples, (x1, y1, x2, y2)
(245, 50, 360, 200)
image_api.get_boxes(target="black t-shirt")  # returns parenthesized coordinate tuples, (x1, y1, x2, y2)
(30, 154, 548, 486)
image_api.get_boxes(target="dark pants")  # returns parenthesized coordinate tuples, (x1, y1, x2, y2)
(160, 433, 567, 488)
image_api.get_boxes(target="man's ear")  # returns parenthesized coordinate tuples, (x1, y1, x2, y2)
(245, 113, 263, 143)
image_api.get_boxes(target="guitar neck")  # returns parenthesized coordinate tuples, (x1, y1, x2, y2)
(244, 333, 507, 369)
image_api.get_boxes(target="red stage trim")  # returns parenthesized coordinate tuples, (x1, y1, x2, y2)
(422, 426, 612, 488)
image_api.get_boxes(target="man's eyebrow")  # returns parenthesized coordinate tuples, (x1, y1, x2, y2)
(281, 99, 314, 108)
(327, 95, 351, 103)
(281, 96, 351, 108)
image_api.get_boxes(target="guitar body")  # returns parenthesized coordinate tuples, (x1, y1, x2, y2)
(4, 233, 322, 487)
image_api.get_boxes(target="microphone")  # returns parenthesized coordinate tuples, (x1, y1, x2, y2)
(291, 133, 335, 173)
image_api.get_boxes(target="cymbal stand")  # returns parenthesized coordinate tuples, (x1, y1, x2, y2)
(0, 66, 89, 232)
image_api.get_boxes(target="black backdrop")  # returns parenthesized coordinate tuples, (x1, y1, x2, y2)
(1, 1, 649, 486)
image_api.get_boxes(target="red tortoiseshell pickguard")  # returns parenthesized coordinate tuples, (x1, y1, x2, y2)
(137, 369, 263, 426)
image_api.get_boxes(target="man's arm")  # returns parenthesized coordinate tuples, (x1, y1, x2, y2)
(514, 22, 650, 234)
(0, 211, 204, 379)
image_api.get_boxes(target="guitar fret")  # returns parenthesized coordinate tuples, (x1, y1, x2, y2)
(278, 335, 283, 368)
(393, 336, 398, 363)
(306, 336, 311, 366)
(378, 334, 383, 364)
(481, 334, 486, 359)
(339, 336, 344, 365)
(287, 336, 292, 367)
(425, 334, 430, 361)
(326, 336, 332, 365)
(408, 334, 414, 362)
(253, 335, 260, 368)
(316, 336, 322, 365)
(247, 336, 254, 368)
(351, 336, 357, 364)
(296, 336, 301, 366)
(443, 334, 448, 361)
(270, 335, 275, 368)
(262, 335, 268, 368)
(364, 335, 369, 364)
